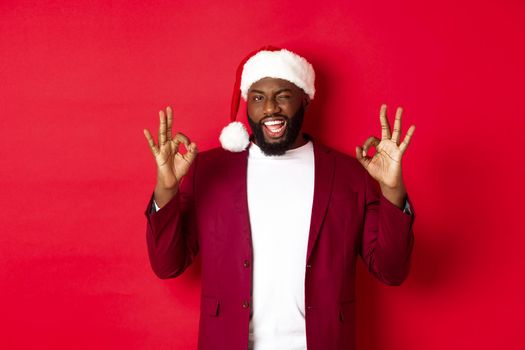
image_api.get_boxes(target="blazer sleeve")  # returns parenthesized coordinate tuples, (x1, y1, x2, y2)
(144, 157, 199, 279)
(359, 172, 415, 286)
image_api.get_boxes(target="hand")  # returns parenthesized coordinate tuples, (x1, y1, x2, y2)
(356, 104, 415, 206)
(143, 106, 198, 206)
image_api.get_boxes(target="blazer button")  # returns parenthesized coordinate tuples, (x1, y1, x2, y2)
(243, 260, 250, 268)
(242, 300, 250, 309)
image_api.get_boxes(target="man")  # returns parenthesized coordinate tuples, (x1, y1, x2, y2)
(143, 48, 415, 350)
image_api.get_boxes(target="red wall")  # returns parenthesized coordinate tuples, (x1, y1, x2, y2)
(1, 0, 524, 348)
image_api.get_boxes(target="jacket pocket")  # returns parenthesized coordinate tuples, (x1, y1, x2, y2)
(339, 300, 355, 323)
(202, 296, 220, 317)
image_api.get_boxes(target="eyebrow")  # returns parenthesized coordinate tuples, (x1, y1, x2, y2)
(249, 88, 292, 95)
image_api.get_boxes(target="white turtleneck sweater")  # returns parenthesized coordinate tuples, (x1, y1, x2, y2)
(247, 140, 315, 350)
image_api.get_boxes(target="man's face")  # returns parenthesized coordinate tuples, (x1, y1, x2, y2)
(246, 77, 309, 156)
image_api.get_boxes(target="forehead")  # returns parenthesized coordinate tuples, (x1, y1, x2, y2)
(249, 77, 302, 94)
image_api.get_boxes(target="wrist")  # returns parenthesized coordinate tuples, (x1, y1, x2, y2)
(155, 174, 180, 191)
(153, 182, 179, 208)
(380, 183, 407, 209)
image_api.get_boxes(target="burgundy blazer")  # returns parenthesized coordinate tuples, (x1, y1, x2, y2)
(145, 141, 415, 350)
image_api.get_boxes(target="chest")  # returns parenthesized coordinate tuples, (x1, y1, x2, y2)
(246, 158, 315, 218)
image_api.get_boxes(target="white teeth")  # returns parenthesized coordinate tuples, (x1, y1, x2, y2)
(266, 124, 285, 133)
(264, 120, 284, 126)
(263, 119, 286, 135)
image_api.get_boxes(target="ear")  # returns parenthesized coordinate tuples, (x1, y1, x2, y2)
(302, 94, 311, 109)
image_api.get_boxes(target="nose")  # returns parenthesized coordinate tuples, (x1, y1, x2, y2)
(263, 97, 280, 116)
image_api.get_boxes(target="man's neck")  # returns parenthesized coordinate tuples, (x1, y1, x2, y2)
(287, 134, 308, 150)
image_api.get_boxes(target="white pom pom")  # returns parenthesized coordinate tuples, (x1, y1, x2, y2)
(219, 121, 250, 152)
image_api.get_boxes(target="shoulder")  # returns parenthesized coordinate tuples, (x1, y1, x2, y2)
(192, 146, 247, 178)
(196, 146, 228, 160)
(313, 142, 371, 192)
(313, 142, 365, 174)
(196, 146, 247, 162)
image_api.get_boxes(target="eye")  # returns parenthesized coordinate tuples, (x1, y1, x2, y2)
(277, 95, 291, 100)
(252, 95, 264, 102)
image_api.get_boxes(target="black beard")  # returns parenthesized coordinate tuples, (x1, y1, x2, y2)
(247, 105, 305, 156)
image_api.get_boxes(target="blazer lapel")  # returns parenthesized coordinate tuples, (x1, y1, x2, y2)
(226, 142, 335, 260)
(306, 142, 335, 262)
(229, 149, 251, 238)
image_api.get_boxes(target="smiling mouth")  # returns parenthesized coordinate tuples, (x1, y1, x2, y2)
(262, 117, 287, 138)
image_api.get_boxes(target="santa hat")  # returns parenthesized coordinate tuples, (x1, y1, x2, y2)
(219, 46, 316, 152)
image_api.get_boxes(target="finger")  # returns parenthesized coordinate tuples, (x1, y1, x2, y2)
(399, 125, 415, 154)
(380, 104, 391, 140)
(355, 146, 370, 168)
(166, 106, 173, 141)
(183, 142, 199, 163)
(174, 132, 191, 147)
(170, 138, 177, 155)
(187, 141, 198, 154)
(362, 136, 380, 157)
(143, 129, 159, 156)
(172, 132, 191, 154)
(159, 110, 167, 146)
(391, 106, 403, 144)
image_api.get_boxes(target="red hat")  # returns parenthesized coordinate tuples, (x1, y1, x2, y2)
(219, 47, 316, 152)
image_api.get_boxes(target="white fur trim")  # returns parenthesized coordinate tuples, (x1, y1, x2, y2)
(219, 121, 250, 152)
(240, 49, 315, 100)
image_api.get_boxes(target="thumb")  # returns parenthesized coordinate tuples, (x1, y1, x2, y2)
(355, 146, 369, 168)
(185, 142, 198, 163)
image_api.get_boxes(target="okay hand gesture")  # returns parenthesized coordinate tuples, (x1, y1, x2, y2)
(143, 106, 198, 206)
(356, 105, 415, 206)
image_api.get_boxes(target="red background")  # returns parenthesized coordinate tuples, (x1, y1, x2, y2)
(1, 0, 524, 349)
